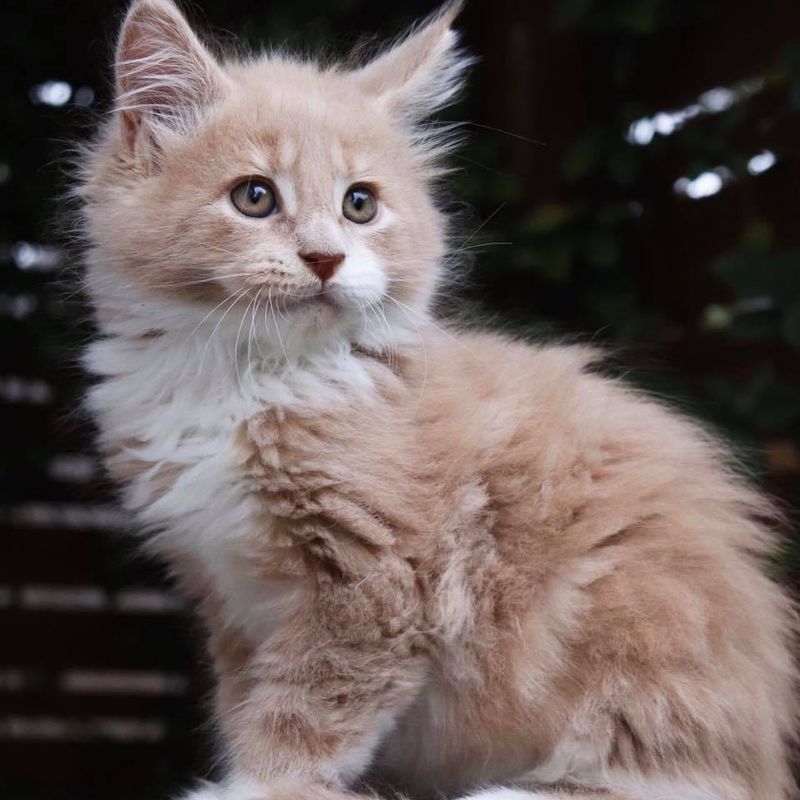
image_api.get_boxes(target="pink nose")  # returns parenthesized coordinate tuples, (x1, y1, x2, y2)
(299, 251, 345, 283)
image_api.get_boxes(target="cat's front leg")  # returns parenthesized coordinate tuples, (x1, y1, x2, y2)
(201, 398, 430, 799)
(207, 577, 428, 800)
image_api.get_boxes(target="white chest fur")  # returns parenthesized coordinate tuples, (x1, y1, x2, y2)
(85, 306, 378, 642)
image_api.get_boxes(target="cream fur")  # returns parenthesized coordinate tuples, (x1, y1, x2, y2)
(78, 2, 797, 800)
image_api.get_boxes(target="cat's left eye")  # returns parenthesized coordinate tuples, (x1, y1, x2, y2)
(230, 179, 277, 218)
(343, 185, 378, 224)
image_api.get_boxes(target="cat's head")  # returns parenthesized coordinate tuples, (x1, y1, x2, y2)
(81, 0, 469, 355)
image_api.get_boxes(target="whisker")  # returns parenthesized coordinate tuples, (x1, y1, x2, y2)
(381, 295, 428, 408)
(453, 154, 514, 178)
(448, 241, 513, 253)
(234, 291, 258, 395)
(385, 294, 464, 349)
(199, 286, 251, 371)
(454, 203, 507, 253)
(466, 121, 546, 146)
(371, 301, 394, 370)
(252, 287, 268, 362)
(152, 272, 256, 290)
(428, 119, 546, 146)
(189, 285, 247, 344)
(268, 288, 289, 363)
(247, 290, 258, 379)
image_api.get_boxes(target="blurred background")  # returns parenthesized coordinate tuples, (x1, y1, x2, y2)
(2, 0, 799, 798)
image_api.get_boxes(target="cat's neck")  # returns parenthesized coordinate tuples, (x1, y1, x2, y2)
(84, 281, 417, 422)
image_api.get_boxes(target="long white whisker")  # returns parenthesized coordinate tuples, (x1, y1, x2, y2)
(187, 286, 246, 343)
(247, 288, 262, 377)
(154, 272, 256, 290)
(386, 295, 463, 347)
(381, 295, 428, 408)
(252, 288, 268, 362)
(454, 203, 507, 253)
(234, 292, 258, 395)
(199, 286, 250, 371)
(268, 288, 290, 363)
(375, 302, 398, 372)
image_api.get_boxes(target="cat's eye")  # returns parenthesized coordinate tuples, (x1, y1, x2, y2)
(230, 179, 277, 218)
(342, 185, 377, 224)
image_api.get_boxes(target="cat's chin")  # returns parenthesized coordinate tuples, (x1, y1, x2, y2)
(278, 286, 380, 326)
(282, 291, 341, 313)
(279, 293, 347, 330)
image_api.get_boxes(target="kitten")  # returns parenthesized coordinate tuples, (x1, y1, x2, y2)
(78, 1, 797, 799)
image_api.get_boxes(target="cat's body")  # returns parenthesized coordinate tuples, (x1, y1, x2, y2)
(79, 2, 797, 799)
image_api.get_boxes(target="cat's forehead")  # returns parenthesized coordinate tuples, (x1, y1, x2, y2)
(217, 57, 394, 176)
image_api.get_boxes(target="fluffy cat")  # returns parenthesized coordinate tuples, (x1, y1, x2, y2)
(78, 1, 797, 798)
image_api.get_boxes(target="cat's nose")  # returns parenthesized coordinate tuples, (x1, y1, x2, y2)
(299, 251, 345, 283)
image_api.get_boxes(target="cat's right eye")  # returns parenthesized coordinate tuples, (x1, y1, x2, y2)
(230, 179, 277, 218)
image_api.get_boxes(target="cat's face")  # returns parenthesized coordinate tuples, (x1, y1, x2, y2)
(82, 0, 468, 353)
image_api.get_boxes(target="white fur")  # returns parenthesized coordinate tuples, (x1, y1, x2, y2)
(461, 791, 553, 800)
(176, 776, 265, 800)
(515, 724, 735, 800)
(460, 778, 730, 800)
(584, 770, 735, 800)
(177, 782, 226, 800)
(179, 775, 729, 800)
(85, 278, 394, 642)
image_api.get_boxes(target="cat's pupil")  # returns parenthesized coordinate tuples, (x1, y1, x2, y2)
(351, 191, 366, 209)
(249, 186, 266, 204)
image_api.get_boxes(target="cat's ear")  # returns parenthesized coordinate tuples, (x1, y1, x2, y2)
(356, 1, 470, 123)
(114, 0, 226, 153)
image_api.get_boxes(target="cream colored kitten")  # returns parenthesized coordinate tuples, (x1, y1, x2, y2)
(78, 1, 797, 799)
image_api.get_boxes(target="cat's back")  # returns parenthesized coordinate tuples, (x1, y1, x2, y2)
(389, 328, 798, 800)
(417, 328, 738, 505)
(415, 326, 787, 572)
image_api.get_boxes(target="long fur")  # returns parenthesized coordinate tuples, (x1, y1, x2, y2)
(77, 2, 798, 799)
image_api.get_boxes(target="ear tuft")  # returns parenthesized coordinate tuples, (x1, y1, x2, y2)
(356, 1, 472, 124)
(115, 0, 225, 151)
